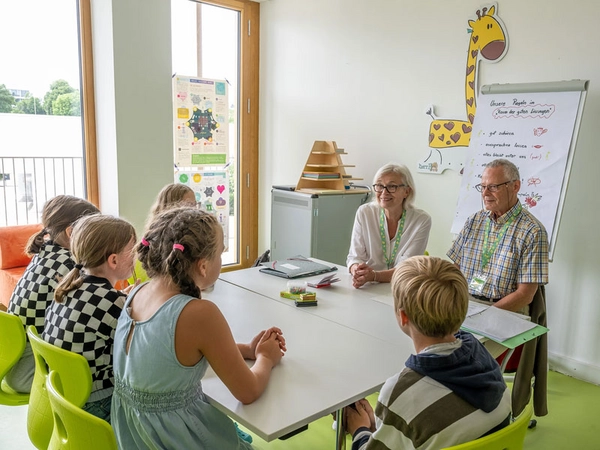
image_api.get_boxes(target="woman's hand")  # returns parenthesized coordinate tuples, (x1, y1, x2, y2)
(351, 263, 375, 288)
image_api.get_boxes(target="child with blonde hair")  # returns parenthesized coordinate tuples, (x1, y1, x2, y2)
(127, 183, 196, 286)
(345, 256, 510, 450)
(149, 182, 196, 217)
(112, 206, 286, 449)
(6, 195, 99, 393)
(43, 214, 136, 422)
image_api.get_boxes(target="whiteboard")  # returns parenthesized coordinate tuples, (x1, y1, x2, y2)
(451, 80, 589, 259)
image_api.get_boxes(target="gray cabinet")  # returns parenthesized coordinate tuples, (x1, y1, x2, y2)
(270, 188, 370, 266)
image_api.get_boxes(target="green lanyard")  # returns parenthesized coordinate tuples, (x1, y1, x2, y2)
(379, 209, 406, 269)
(481, 203, 522, 270)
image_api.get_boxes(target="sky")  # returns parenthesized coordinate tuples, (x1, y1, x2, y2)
(0, 0, 237, 99)
(0, 0, 81, 98)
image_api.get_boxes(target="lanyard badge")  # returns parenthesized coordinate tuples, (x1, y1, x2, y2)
(379, 209, 406, 269)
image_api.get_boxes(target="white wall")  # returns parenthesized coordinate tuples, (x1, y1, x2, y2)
(91, 0, 174, 232)
(259, 0, 600, 384)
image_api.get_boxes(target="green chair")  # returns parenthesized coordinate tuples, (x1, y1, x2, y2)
(441, 404, 533, 450)
(46, 370, 117, 450)
(0, 310, 30, 405)
(26, 326, 93, 450)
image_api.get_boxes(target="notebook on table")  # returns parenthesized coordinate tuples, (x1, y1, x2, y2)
(259, 256, 338, 279)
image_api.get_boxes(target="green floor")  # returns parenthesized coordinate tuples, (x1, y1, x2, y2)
(241, 370, 600, 449)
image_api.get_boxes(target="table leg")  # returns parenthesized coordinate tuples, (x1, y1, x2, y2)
(335, 407, 346, 450)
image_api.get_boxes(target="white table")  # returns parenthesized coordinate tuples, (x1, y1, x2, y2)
(202, 279, 412, 446)
(219, 265, 404, 346)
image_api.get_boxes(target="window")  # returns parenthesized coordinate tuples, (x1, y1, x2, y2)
(171, 0, 259, 269)
(0, 0, 97, 226)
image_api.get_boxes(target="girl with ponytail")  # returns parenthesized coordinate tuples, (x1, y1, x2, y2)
(6, 195, 99, 393)
(43, 214, 136, 422)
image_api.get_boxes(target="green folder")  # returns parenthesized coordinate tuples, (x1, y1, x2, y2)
(461, 323, 549, 349)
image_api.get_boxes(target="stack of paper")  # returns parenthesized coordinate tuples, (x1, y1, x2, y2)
(462, 305, 538, 343)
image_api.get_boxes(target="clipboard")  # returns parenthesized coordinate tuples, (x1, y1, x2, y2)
(461, 304, 549, 349)
(259, 256, 338, 279)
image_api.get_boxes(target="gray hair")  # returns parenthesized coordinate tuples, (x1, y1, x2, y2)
(485, 159, 520, 181)
(372, 163, 416, 209)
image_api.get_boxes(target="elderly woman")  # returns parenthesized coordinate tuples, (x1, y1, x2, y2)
(347, 163, 431, 288)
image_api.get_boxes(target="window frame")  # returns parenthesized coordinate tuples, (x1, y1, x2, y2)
(79, 0, 99, 207)
(195, 0, 260, 272)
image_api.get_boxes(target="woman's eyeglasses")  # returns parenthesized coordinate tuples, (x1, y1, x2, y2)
(372, 184, 406, 193)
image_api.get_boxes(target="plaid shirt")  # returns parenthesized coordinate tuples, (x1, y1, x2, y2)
(447, 202, 548, 300)
(8, 242, 74, 333)
(43, 275, 125, 401)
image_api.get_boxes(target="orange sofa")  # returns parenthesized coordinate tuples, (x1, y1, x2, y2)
(0, 224, 43, 308)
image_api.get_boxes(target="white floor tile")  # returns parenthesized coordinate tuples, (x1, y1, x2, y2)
(0, 404, 35, 449)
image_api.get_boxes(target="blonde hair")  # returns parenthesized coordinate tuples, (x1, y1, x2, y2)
(26, 195, 100, 255)
(372, 163, 416, 209)
(392, 256, 468, 337)
(150, 183, 195, 217)
(54, 214, 136, 303)
(137, 206, 220, 298)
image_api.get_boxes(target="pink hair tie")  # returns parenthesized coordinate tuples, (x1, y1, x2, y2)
(173, 243, 185, 252)
(141, 238, 150, 247)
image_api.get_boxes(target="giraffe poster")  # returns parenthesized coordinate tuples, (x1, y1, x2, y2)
(418, 4, 508, 175)
(173, 75, 229, 167)
(175, 169, 230, 250)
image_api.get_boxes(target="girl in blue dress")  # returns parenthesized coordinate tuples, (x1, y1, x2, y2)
(112, 206, 286, 449)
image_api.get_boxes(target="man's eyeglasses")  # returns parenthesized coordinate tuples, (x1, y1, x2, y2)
(373, 184, 406, 193)
(474, 180, 515, 193)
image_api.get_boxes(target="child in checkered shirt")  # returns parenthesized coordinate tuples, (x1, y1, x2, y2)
(43, 214, 137, 423)
(6, 195, 99, 393)
(111, 207, 287, 449)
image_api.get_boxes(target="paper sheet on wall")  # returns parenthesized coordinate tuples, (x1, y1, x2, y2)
(173, 75, 229, 167)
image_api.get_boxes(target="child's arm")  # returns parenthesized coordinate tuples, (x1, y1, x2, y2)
(238, 327, 287, 360)
(176, 299, 285, 405)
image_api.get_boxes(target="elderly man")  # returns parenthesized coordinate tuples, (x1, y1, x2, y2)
(448, 159, 548, 314)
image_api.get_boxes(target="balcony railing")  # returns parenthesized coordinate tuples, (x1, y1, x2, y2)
(0, 157, 85, 226)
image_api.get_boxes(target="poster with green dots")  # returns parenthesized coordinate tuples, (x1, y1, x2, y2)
(176, 170, 230, 250)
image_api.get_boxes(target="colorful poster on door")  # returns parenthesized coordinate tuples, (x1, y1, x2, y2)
(175, 170, 229, 249)
(173, 75, 229, 167)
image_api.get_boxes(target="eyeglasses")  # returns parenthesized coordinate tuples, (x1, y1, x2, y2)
(373, 184, 406, 193)
(474, 180, 515, 193)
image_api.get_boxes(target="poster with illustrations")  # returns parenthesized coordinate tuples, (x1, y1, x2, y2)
(175, 170, 230, 249)
(173, 75, 229, 167)
(452, 89, 583, 252)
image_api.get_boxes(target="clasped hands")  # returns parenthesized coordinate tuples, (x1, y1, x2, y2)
(241, 327, 287, 363)
(350, 263, 376, 288)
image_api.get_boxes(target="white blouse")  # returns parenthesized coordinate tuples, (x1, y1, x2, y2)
(346, 202, 432, 271)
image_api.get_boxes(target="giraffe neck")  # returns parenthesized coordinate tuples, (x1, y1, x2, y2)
(465, 37, 479, 120)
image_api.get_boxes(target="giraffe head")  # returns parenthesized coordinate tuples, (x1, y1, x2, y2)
(468, 5, 507, 61)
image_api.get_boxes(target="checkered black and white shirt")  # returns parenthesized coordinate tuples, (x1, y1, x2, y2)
(43, 275, 126, 401)
(8, 242, 75, 333)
